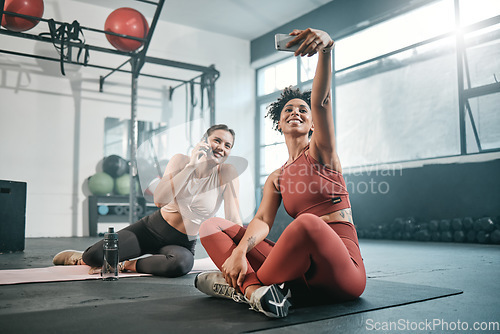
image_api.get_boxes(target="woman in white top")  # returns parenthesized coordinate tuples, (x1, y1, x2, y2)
(53, 124, 242, 277)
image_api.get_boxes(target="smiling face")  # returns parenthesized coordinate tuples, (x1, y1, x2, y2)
(278, 98, 314, 136)
(207, 129, 234, 164)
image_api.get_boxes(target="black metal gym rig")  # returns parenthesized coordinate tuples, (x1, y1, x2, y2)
(0, 0, 220, 226)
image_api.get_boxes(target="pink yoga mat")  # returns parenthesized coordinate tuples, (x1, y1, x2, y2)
(0, 257, 218, 285)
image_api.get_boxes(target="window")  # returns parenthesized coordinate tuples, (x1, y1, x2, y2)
(335, 0, 455, 71)
(459, 0, 500, 26)
(256, 0, 500, 196)
(336, 37, 460, 165)
(300, 56, 318, 82)
(259, 103, 288, 174)
(466, 94, 500, 152)
(257, 57, 297, 96)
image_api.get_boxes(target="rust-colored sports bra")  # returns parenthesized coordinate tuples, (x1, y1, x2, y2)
(279, 146, 351, 218)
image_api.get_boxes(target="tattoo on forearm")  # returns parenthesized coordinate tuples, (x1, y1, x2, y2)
(246, 236, 256, 253)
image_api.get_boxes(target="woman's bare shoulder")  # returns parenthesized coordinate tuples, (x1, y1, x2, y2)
(267, 167, 282, 189)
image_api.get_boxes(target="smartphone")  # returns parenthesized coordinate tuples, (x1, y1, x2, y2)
(275, 34, 300, 52)
(198, 134, 209, 159)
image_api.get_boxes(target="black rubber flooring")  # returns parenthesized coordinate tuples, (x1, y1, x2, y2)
(0, 238, 498, 333)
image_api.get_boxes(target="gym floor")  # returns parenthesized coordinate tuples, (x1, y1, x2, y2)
(0, 237, 499, 333)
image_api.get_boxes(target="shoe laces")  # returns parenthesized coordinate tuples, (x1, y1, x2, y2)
(232, 293, 247, 303)
(246, 289, 262, 312)
(213, 283, 246, 303)
(213, 283, 234, 298)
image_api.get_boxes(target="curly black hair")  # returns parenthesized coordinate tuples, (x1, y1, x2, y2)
(265, 86, 312, 135)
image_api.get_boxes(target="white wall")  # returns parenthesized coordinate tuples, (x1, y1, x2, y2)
(0, 0, 255, 237)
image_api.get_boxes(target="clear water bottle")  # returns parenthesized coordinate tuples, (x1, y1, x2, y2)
(102, 227, 119, 281)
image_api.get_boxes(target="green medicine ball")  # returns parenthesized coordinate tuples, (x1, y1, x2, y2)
(114, 174, 139, 196)
(88, 172, 114, 196)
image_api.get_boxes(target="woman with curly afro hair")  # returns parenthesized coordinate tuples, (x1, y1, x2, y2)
(197, 28, 366, 318)
(266, 86, 313, 137)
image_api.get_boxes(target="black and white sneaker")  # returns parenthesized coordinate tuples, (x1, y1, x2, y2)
(195, 271, 246, 303)
(247, 283, 292, 318)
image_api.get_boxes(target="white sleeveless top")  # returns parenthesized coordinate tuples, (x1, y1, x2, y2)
(161, 166, 224, 225)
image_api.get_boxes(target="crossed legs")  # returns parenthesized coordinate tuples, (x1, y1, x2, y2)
(199, 213, 366, 301)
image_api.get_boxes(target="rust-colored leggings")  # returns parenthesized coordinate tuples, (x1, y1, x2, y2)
(199, 213, 366, 301)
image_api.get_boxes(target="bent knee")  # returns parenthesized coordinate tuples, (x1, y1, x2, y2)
(158, 255, 194, 278)
(199, 217, 222, 235)
(168, 258, 194, 277)
(199, 217, 234, 238)
(288, 213, 325, 234)
(82, 247, 102, 267)
(294, 213, 320, 224)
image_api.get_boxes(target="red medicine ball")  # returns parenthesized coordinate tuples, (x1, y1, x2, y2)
(1, 0, 44, 32)
(104, 7, 149, 52)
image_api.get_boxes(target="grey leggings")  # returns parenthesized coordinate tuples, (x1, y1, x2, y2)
(82, 210, 196, 277)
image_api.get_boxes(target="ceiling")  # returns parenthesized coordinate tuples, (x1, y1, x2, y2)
(75, 0, 334, 40)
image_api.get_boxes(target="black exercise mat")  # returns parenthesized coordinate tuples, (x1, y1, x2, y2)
(0, 277, 462, 334)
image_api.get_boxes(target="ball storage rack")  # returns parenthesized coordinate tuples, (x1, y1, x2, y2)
(0, 0, 220, 225)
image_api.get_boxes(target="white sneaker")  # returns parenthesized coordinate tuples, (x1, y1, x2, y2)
(247, 283, 292, 318)
(195, 271, 246, 303)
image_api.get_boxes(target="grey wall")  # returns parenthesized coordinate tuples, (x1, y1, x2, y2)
(346, 159, 500, 228)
